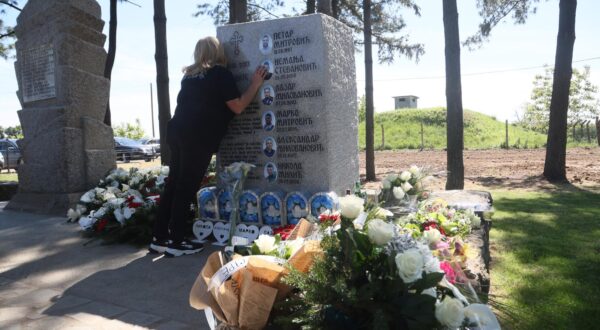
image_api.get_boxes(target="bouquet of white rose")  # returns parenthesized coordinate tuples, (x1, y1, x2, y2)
(380, 165, 430, 207)
(271, 194, 499, 330)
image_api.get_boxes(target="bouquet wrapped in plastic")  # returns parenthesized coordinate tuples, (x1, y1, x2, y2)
(189, 219, 321, 329)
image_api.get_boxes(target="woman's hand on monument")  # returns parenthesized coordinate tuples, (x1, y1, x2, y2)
(251, 65, 268, 86)
(226, 65, 269, 114)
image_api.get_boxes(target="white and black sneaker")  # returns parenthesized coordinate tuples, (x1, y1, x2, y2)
(149, 238, 171, 254)
(164, 239, 204, 257)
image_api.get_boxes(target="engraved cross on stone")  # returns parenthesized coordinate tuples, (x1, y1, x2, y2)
(229, 31, 244, 55)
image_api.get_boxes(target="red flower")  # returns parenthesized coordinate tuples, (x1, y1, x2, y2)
(319, 212, 340, 224)
(96, 218, 108, 232)
(422, 221, 446, 236)
(273, 224, 296, 240)
(127, 202, 143, 208)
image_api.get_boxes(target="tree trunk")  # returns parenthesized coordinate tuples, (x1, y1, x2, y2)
(317, 0, 332, 16)
(306, 0, 315, 14)
(229, 0, 247, 23)
(363, 0, 376, 181)
(332, 0, 340, 19)
(443, 0, 464, 190)
(543, 0, 577, 182)
(153, 0, 171, 165)
(103, 0, 117, 127)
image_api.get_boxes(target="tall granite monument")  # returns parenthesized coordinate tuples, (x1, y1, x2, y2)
(216, 14, 359, 196)
(8, 0, 116, 214)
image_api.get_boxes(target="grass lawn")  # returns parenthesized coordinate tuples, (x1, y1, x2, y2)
(0, 172, 18, 182)
(490, 188, 600, 329)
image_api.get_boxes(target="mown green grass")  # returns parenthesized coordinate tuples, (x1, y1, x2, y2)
(489, 189, 600, 329)
(0, 172, 18, 182)
(358, 107, 597, 150)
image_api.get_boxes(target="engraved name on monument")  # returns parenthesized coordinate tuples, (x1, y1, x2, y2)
(19, 43, 56, 103)
(216, 14, 358, 196)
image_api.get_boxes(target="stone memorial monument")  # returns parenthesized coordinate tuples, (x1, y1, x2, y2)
(216, 14, 359, 196)
(7, 0, 115, 214)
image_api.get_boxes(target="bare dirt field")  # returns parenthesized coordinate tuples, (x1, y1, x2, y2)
(118, 147, 600, 192)
(360, 147, 600, 191)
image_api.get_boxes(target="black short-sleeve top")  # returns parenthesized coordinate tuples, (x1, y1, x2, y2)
(170, 65, 241, 151)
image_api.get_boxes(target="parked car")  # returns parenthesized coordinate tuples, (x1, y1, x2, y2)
(114, 137, 155, 163)
(0, 152, 4, 170)
(138, 137, 160, 157)
(0, 138, 23, 170)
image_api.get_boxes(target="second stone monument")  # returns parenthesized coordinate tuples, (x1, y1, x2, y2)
(216, 14, 359, 196)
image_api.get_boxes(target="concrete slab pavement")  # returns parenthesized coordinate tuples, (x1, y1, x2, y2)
(0, 202, 217, 329)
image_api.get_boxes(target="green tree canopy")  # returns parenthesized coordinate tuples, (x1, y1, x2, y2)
(113, 119, 146, 140)
(194, 0, 286, 25)
(523, 66, 600, 132)
(0, 0, 20, 59)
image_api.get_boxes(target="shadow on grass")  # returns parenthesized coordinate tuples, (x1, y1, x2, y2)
(490, 187, 600, 329)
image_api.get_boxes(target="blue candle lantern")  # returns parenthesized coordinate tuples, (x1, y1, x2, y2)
(217, 189, 233, 221)
(239, 190, 260, 223)
(197, 187, 218, 220)
(260, 192, 283, 226)
(285, 191, 308, 225)
(309, 192, 339, 217)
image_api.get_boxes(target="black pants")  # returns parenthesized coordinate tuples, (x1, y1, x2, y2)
(153, 128, 213, 243)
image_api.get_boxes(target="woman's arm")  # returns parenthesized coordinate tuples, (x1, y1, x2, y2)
(226, 66, 268, 114)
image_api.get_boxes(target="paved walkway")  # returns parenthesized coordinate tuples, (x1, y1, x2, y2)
(0, 202, 216, 329)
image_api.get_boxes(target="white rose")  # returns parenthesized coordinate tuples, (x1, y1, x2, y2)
(285, 238, 305, 257)
(123, 207, 135, 220)
(91, 207, 107, 219)
(401, 182, 413, 192)
(395, 248, 424, 283)
(160, 166, 170, 176)
(78, 215, 97, 230)
(386, 173, 399, 182)
(80, 190, 95, 203)
(399, 171, 411, 181)
(338, 195, 364, 219)
(114, 208, 125, 225)
(435, 296, 465, 329)
(423, 228, 441, 245)
(382, 178, 391, 189)
(393, 186, 406, 200)
(367, 219, 395, 245)
(66, 208, 81, 222)
(470, 214, 481, 229)
(409, 165, 421, 176)
(254, 235, 277, 254)
(374, 207, 393, 218)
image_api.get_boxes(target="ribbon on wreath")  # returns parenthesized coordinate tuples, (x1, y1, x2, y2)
(207, 255, 287, 291)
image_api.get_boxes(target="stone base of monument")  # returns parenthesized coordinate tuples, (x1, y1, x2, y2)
(6, 191, 83, 215)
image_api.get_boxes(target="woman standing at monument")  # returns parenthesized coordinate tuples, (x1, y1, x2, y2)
(150, 36, 267, 257)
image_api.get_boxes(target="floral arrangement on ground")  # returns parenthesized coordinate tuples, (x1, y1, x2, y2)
(191, 166, 498, 329)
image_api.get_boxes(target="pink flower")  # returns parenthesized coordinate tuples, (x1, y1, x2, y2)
(435, 241, 450, 250)
(440, 261, 456, 284)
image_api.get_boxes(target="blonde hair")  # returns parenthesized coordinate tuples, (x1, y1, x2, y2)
(183, 36, 227, 76)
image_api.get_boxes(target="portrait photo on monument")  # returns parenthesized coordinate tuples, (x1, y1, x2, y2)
(259, 34, 273, 55)
(260, 84, 274, 105)
(262, 111, 276, 131)
(263, 137, 277, 157)
(264, 162, 278, 182)
(262, 60, 274, 80)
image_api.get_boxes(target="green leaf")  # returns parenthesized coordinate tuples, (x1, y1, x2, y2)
(411, 272, 444, 292)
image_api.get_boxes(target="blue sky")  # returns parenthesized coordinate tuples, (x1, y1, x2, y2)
(0, 0, 598, 135)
